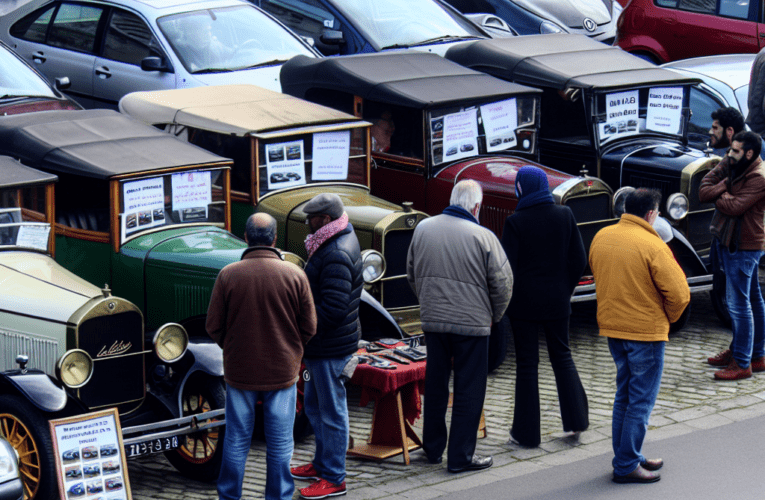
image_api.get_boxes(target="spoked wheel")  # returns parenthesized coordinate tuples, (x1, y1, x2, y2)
(0, 395, 56, 499)
(165, 377, 225, 482)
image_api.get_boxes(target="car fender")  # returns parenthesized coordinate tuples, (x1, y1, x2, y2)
(359, 289, 404, 340)
(0, 371, 68, 413)
(168, 342, 224, 417)
(665, 222, 709, 278)
(620, 35, 668, 64)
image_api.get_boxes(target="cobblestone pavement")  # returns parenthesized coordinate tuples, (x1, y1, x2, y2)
(127, 289, 765, 499)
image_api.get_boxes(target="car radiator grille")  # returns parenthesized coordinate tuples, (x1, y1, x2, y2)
(622, 173, 677, 203)
(479, 205, 511, 238)
(0, 327, 58, 374)
(77, 311, 144, 409)
(565, 193, 612, 223)
(382, 230, 418, 309)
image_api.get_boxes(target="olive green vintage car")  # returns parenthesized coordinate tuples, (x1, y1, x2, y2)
(119, 84, 428, 335)
(0, 158, 222, 499)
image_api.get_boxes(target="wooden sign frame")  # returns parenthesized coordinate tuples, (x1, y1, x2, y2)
(49, 408, 132, 500)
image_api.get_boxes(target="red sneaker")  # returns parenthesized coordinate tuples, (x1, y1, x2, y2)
(299, 479, 346, 499)
(714, 359, 752, 381)
(291, 463, 319, 481)
(751, 356, 765, 373)
(707, 349, 732, 367)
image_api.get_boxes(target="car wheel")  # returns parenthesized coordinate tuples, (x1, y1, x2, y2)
(488, 315, 510, 373)
(164, 377, 225, 482)
(0, 395, 57, 500)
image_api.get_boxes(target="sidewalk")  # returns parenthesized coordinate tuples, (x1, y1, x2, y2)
(127, 290, 765, 499)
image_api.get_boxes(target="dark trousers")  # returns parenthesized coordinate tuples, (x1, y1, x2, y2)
(510, 317, 589, 447)
(422, 332, 488, 469)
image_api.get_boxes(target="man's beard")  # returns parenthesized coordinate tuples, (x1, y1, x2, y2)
(711, 134, 730, 149)
(729, 153, 754, 175)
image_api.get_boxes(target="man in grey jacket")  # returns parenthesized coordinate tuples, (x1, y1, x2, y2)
(747, 46, 765, 137)
(407, 179, 513, 473)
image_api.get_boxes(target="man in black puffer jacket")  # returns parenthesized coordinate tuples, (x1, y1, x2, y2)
(291, 193, 362, 500)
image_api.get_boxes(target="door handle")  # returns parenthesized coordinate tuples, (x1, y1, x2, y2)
(95, 66, 111, 78)
(32, 51, 46, 63)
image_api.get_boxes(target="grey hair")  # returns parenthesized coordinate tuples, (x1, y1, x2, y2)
(245, 213, 277, 246)
(449, 179, 483, 212)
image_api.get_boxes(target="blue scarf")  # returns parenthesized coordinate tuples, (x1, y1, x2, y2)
(515, 165, 554, 211)
(442, 205, 479, 224)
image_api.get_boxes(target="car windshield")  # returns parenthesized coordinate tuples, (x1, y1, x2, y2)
(157, 5, 314, 74)
(119, 168, 227, 244)
(0, 45, 57, 99)
(594, 86, 689, 146)
(428, 96, 538, 167)
(330, 0, 484, 50)
(0, 184, 51, 252)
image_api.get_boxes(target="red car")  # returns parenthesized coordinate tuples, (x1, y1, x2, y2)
(616, 0, 765, 64)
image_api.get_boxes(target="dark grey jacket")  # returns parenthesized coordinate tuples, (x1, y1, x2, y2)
(747, 47, 765, 136)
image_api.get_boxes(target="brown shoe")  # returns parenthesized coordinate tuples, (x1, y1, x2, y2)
(714, 359, 752, 380)
(752, 356, 765, 373)
(642, 458, 663, 471)
(613, 464, 660, 484)
(707, 349, 732, 367)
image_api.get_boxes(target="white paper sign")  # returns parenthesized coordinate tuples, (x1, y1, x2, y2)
(480, 98, 518, 151)
(601, 90, 639, 141)
(312, 131, 350, 181)
(646, 86, 684, 135)
(16, 224, 50, 251)
(172, 171, 212, 223)
(266, 141, 307, 189)
(123, 177, 165, 235)
(443, 108, 479, 162)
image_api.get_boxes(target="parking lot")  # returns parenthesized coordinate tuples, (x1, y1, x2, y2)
(124, 285, 765, 500)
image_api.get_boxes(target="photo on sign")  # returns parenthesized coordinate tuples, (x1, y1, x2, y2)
(266, 140, 306, 189)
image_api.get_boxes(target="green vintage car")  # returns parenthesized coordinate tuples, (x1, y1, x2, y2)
(0, 158, 221, 499)
(119, 84, 428, 335)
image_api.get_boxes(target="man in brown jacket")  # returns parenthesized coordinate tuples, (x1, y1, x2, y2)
(700, 130, 765, 380)
(207, 212, 316, 500)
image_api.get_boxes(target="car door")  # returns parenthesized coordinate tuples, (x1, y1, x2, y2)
(8, 2, 104, 108)
(670, 0, 758, 60)
(92, 8, 176, 110)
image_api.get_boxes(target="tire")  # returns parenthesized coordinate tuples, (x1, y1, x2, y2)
(164, 377, 225, 482)
(0, 395, 57, 500)
(488, 316, 510, 373)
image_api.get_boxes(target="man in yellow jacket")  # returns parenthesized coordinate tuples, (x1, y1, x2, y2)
(589, 188, 690, 484)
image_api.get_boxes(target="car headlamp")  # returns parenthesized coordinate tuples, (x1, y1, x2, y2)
(154, 323, 188, 363)
(612, 186, 635, 218)
(540, 21, 566, 34)
(665, 193, 689, 221)
(361, 250, 386, 284)
(56, 349, 94, 388)
(0, 438, 19, 485)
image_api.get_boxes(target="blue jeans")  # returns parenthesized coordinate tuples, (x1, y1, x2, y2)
(217, 384, 296, 500)
(608, 338, 664, 476)
(720, 245, 765, 368)
(303, 356, 351, 485)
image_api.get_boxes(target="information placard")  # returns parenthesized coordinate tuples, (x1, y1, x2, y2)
(50, 409, 131, 500)
(313, 131, 350, 180)
(122, 177, 165, 236)
(480, 98, 518, 151)
(266, 140, 307, 189)
(442, 108, 479, 162)
(646, 86, 684, 135)
(601, 90, 639, 141)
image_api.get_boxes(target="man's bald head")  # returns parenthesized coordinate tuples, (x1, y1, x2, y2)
(245, 213, 277, 247)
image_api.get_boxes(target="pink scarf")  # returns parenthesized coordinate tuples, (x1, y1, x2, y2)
(305, 212, 349, 259)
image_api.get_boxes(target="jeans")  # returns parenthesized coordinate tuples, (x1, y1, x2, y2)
(720, 244, 765, 368)
(303, 356, 351, 485)
(608, 338, 664, 477)
(217, 384, 296, 500)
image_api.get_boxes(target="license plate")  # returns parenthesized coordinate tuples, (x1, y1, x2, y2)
(125, 436, 179, 458)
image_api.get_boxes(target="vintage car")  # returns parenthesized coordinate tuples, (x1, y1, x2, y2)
(0, 158, 226, 499)
(119, 84, 427, 336)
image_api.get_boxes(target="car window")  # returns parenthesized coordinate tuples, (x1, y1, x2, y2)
(0, 185, 51, 252)
(48, 3, 105, 54)
(10, 4, 56, 43)
(259, 0, 336, 40)
(718, 0, 750, 19)
(676, 0, 715, 14)
(0, 45, 58, 98)
(736, 85, 749, 117)
(687, 86, 724, 147)
(103, 10, 162, 65)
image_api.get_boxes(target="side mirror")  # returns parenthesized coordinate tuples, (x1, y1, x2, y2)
(320, 29, 345, 45)
(463, 13, 517, 37)
(54, 76, 71, 91)
(141, 56, 174, 74)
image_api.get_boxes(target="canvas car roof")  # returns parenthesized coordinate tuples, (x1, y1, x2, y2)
(445, 35, 701, 90)
(0, 156, 58, 189)
(119, 84, 363, 137)
(0, 110, 230, 179)
(280, 52, 541, 109)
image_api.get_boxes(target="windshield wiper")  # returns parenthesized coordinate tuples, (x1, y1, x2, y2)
(191, 68, 234, 74)
(408, 35, 482, 47)
(240, 59, 289, 69)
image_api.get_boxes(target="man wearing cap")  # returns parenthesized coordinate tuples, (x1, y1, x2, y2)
(291, 193, 363, 499)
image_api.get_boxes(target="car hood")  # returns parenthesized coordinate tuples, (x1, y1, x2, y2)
(605, 140, 706, 176)
(514, 0, 612, 27)
(184, 64, 284, 92)
(0, 251, 101, 324)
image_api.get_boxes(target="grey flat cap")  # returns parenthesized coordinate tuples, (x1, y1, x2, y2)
(304, 193, 344, 220)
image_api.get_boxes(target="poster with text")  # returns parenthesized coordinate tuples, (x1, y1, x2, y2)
(442, 108, 479, 162)
(266, 141, 307, 189)
(312, 131, 350, 181)
(172, 171, 212, 222)
(122, 177, 165, 237)
(50, 409, 131, 500)
(16, 224, 50, 251)
(481, 98, 518, 151)
(646, 86, 683, 135)
(601, 89, 639, 141)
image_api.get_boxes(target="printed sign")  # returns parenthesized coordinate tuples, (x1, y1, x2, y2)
(50, 409, 131, 500)
(480, 98, 518, 151)
(122, 177, 165, 237)
(171, 171, 212, 223)
(442, 108, 479, 162)
(312, 131, 350, 181)
(646, 86, 684, 135)
(600, 90, 639, 141)
(266, 140, 307, 189)
(16, 224, 50, 251)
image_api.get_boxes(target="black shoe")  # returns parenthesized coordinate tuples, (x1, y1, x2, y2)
(427, 455, 442, 465)
(447, 455, 493, 473)
(613, 465, 660, 484)
(641, 458, 663, 471)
